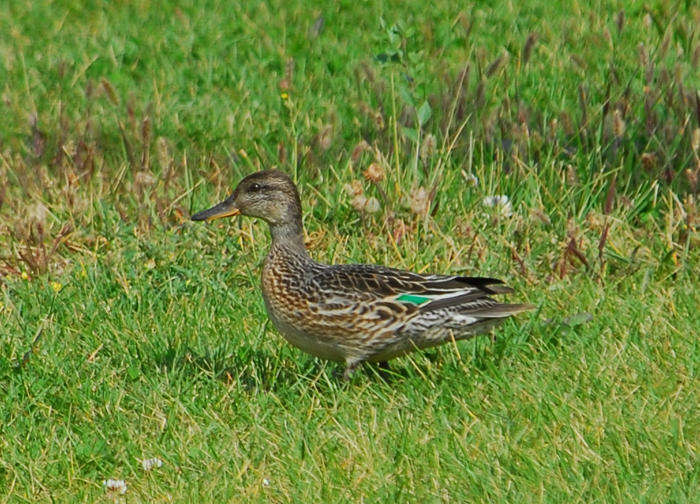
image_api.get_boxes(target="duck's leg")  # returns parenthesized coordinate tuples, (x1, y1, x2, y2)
(343, 358, 363, 381)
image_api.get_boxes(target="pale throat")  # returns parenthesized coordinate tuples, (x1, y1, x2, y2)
(268, 218, 307, 255)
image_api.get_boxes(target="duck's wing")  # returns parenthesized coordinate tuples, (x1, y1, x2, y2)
(305, 262, 533, 360)
(311, 262, 515, 305)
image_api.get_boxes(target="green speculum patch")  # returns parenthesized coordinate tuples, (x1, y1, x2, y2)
(396, 294, 431, 305)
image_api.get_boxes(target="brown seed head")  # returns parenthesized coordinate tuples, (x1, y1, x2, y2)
(363, 162, 384, 183)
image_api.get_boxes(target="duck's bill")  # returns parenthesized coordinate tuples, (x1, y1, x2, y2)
(191, 201, 241, 222)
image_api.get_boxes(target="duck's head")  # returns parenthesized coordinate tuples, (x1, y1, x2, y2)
(191, 170, 302, 227)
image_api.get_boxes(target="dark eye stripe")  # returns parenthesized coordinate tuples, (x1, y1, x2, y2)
(249, 183, 262, 191)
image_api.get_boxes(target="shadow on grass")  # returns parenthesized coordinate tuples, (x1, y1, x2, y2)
(151, 317, 559, 393)
(152, 339, 424, 395)
(153, 342, 300, 392)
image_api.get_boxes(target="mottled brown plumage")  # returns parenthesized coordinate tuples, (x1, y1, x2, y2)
(192, 170, 533, 379)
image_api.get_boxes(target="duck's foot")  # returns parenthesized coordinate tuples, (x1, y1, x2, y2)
(374, 361, 393, 379)
(377, 361, 391, 380)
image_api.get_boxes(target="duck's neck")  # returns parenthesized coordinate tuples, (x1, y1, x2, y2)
(269, 219, 308, 257)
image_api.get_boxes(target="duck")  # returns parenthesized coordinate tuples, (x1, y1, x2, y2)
(192, 170, 533, 380)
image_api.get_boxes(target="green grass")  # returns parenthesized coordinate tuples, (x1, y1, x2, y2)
(1, 0, 698, 501)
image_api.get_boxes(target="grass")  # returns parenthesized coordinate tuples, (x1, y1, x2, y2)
(0, 0, 698, 501)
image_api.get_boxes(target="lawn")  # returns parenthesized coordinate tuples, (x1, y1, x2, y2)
(0, 0, 698, 502)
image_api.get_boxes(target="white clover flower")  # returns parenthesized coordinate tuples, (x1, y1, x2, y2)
(482, 195, 513, 217)
(141, 457, 163, 471)
(364, 196, 381, 213)
(262, 478, 271, 487)
(408, 186, 430, 217)
(103, 479, 127, 494)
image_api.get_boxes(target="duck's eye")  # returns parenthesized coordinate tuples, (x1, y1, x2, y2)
(249, 183, 262, 192)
